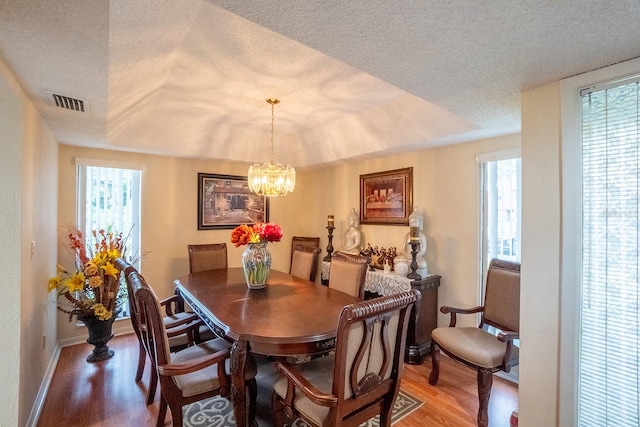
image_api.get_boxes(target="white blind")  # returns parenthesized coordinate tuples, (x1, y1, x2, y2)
(580, 81, 640, 425)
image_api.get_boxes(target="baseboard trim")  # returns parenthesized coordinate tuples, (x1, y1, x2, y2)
(25, 343, 61, 427)
(25, 325, 134, 426)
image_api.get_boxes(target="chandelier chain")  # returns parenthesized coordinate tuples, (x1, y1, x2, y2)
(270, 101, 275, 164)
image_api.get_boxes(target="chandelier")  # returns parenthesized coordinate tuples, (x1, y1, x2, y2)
(248, 98, 296, 197)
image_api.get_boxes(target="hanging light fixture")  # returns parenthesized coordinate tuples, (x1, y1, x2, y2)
(248, 98, 296, 197)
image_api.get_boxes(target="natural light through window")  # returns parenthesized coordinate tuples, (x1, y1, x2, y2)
(76, 160, 142, 318)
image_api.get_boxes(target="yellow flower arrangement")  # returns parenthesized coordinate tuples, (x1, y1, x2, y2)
(48, 227, 128, 321)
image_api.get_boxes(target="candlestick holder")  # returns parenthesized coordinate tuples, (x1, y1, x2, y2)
(406, 240, 422, 281)
(323, 226, 335, 263)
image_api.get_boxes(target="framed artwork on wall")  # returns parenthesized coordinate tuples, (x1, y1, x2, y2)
(197, 173, 269, 230)
(359, 167, 413, 225)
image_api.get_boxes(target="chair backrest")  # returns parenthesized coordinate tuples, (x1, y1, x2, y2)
(129, 271, 172, 368)
(290, 236, 320, 264)
(289, 244, 322, 282)
(482, 258, 521, 332)
(114, 258, 142, 339)
(188, 243, 228, 273)
(330, 290, 421, 424)
(328, 251, 369, 299)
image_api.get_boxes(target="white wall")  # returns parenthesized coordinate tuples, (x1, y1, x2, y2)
(0, 59, 59, 426)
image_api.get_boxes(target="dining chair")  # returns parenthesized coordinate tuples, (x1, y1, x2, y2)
(290, 236, 320, 265)
(130, 270, 258, 427)
(327, 251, 369, 299)
(115, 258, 203, 405)
(289, 244, 322, 282)
(429, 258, 521, 427)
(187, 243, 228, 273)
(271, 290, 421, 427)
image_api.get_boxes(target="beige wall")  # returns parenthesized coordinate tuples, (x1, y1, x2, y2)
(1, 59, 59, 426)
(520, 82, 562, 426)
(308, 134, 520, 327)
(57, 134, 520, 341)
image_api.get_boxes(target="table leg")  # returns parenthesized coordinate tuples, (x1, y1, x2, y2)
(230, 340, 257, 427)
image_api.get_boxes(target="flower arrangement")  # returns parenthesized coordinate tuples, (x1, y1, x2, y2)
(48, 227, 128, 321)
(231, 222, 282, 288)
(230, 222, 283, 247)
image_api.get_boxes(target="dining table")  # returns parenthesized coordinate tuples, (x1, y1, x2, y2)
(173, 267, 361, 427)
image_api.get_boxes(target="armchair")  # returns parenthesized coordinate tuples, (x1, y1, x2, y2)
(290, 244, 322, 282)
(327, 251, 369, 299)
(429, 258, 520, 427)
(130, 270, 258, 427)
(187, 243, 228, 273)
(271, 290, 421, 427)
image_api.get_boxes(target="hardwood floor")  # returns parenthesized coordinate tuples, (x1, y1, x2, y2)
(37, 333, 518, 427)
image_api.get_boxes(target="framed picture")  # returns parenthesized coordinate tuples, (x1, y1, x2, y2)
(197, 173, 269, 230)
(359, 167, 413, 225)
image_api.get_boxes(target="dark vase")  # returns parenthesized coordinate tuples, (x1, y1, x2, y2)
(78, 310, 119, 363)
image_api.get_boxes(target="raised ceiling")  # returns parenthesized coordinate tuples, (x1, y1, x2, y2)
(1, 1, 639, 168)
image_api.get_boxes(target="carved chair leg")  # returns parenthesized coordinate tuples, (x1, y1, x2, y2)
(271, 390, 285, 427)
(477, 368, 493, 427)
(428, 343, 440, 385)
(168, 400, 183, 427)
(135, 342, 146, 382)
(147, 368, 158, 405)
(157, 395, 168, 427)
(247, 378, 257, 425)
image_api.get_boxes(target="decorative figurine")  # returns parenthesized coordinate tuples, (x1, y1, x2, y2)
(343, 208, 362, 254)
(395, 207, 428, 277)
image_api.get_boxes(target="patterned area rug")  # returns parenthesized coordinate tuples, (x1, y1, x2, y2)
(184, 388, 422, 427)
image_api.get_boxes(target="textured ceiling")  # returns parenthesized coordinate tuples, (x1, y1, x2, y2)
(1, 0, 639, 168)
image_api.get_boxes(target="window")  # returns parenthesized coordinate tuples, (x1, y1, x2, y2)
(578, 77, 640, 426)
(478, 150, 521, 382)
(478, 150, 522, 277)
(76, 159, 142, 318)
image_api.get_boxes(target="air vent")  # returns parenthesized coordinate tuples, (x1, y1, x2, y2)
(44, 90, 89, 113)
(51, 93, 85, 112)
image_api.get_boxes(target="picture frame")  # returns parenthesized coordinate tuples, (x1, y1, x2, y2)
(359, 167, 413, 225)
(197, 173, 269, 230)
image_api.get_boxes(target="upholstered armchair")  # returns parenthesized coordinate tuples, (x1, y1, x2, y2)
(289, 244, 322, 282)
(271, 290, 421, 427)
(187, 243, 228, 273)
(429, 258, 520, 427)
(327, 251, 369, 299)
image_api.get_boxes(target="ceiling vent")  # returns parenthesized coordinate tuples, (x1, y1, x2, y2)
(45, 90, 88, 113)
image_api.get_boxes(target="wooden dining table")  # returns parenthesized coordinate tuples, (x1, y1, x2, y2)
(173, 267, 361, 427)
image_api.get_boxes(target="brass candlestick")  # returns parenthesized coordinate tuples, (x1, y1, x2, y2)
(406, 240, 422, 280)
(323, 226, 335, 263)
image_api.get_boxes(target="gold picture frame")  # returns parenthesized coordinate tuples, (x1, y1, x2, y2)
(359, 167, 413, 225)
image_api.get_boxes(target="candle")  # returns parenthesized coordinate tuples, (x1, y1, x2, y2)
(328, 215, 334, 228)
(410, 226, 419, 242)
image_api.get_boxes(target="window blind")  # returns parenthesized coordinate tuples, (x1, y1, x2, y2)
(580, 81, 639, 425)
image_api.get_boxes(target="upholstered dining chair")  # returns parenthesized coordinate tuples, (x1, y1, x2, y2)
(429, 258, 521, 427)
(187, 243, 228, 273)
(289, 244, 322, 282)
(115, 258, 202, 405)
(271, 290, 421, 427)
(130, 270, 258, 427)
(290, 236, 320, 264)
(327, 251, 369, 299)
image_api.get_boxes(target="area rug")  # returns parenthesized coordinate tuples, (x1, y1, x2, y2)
(183, 388, 423, 427)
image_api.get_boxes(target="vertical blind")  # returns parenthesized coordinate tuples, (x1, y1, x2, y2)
(77, 163, 142, 318)
(580, 80, 639, 425)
